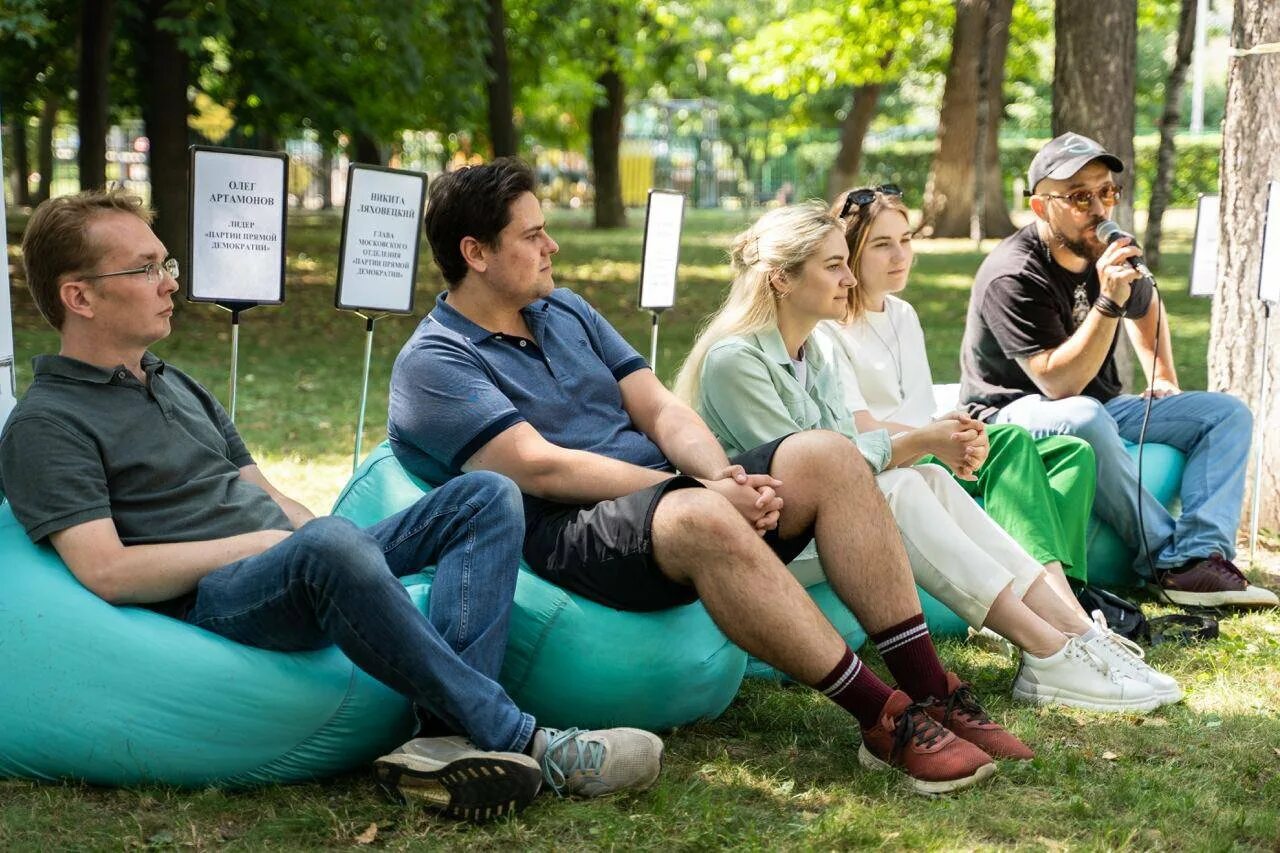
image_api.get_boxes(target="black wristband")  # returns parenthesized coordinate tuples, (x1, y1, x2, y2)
(1093, 295, 1127, 318)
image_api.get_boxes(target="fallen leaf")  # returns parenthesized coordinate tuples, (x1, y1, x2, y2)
(355, 823, 378, 845)
(1102, 751, 1119, 761)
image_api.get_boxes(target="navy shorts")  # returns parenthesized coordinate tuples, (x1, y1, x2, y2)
(521, 434, 814, 611)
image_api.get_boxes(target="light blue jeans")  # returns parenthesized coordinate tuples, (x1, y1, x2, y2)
(184, 471, 535, 752)
(995, 391, 1252, 577)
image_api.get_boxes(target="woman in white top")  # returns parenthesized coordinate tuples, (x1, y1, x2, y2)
(817, 187, 1102, 607)
(679, 200, 1178, 712)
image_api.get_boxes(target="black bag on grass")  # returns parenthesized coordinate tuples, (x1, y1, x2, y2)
(1074, 585, 1150, 644)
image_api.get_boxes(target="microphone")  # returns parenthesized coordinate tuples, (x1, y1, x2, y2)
(1096, 220, 1156, 286)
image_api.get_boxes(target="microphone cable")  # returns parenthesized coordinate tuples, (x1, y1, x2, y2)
(1134, 282, 1160, 587)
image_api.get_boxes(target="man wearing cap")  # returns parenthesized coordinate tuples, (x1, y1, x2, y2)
(958, 132, 1275, 608)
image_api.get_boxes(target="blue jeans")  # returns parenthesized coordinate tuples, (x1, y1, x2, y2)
(995, 391, 1252, 577)
(184, 471, 535, 752)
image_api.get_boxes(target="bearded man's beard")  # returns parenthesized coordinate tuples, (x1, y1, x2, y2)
(1047, 217, 1106, 264)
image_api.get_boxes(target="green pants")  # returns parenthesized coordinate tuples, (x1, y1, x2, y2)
(922, 425, 1096, 582)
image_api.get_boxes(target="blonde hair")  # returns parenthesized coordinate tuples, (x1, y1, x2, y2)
(673, 201, 843, 405)
(829, 188, 911, 324)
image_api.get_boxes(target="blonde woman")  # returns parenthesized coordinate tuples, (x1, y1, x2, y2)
(675, 201, 1175, 713)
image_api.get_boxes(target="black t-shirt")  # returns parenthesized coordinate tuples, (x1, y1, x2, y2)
(959, 224, 1153, 417)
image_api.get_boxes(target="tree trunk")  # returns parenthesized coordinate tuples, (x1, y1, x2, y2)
(11, 114, 31, 207)
(980, 0, 1015, 237)
(1144, 0, 1198, 271)
(319, 146, 333, 210)
(36, 96, 58, 204)
(921, 0, 985, 237)
(1053, 0, 1138, 389)
(1209, 0, 1280, 537)
(485, 0, 517, 158)
(78, 0, 116, 190)
(139, 0, 191, 266)
(827, 82, 883, 200)
(590, 64, 626, 228)
(1052, 0, 1137, 230)
(354, 133, 382, 166)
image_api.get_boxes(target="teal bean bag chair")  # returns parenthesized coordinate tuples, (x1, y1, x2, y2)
(332, 443, 747, 732)
(1085, 441, 1185, 589)
(0, 503, 416, 787)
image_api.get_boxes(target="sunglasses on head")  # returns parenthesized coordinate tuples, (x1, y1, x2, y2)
(839, 184, 903, 218)
(1036, 183, 1122, 212)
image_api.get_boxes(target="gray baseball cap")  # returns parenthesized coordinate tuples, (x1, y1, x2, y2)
(1025, 132, 1125, 196)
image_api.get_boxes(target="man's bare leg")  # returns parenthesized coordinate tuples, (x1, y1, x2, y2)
(650, 453, 1009, 781)
(766, 431, 927, 633)
(650, 487, 845, 684)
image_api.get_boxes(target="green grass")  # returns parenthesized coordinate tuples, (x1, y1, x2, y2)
(4, 207, 1279, 850)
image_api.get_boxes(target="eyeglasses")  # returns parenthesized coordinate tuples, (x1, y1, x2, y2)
(1036, 183, 1122, 212)
(85, 256, 181, 286)
(839, 184, 903, 218)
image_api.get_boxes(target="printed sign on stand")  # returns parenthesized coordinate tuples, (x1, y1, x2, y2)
(1188, 194, 1220, 298)
(335, 165, 427, 314)
(1259, 181, 1280, 305)
(187, 147, 288, 305)
(637, 190, 686, 311)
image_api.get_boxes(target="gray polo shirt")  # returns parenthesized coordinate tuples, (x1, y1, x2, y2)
(0, 352, 291, 547)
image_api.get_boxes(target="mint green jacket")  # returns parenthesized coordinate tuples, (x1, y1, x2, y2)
(696, 327, 893, 473)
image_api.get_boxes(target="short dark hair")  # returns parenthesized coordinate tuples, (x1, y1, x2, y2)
(423, 157, 536, 287)
(21, 189, 154, 329)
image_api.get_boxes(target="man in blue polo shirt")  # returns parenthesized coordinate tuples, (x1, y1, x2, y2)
(1, 190, 662, 821)
(389, 159, 1032, 796)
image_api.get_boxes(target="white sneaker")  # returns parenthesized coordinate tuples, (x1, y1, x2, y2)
(1012, 637, 1161, 712)
(1082, 612, 1183, 706)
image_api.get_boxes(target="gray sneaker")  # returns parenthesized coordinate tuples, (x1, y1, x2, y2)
(373, 736, 542, 822)
(529, 727, 663, 797)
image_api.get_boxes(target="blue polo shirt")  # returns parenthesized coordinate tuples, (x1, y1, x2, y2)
(389, 288, 670, 486)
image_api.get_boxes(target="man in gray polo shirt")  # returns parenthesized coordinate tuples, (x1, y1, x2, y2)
(0, 190, 662, 820)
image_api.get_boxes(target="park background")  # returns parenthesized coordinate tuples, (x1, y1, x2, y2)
(3, 0, 1280, 849)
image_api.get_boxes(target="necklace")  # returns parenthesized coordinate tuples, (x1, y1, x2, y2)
(864, 304, 905, 398)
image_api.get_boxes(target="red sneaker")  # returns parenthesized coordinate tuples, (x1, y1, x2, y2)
(858, 690, 997, 795)
(926, 672, 1034, 761)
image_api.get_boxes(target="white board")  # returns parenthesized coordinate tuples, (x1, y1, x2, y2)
(335, 165, 427, 314)
(1259, 180, 1280, 305)
(0, 103, 16, 424)
(187, 147, 288, 305)
(1188, 194, 1219, 298)
(637, 190, 686, 310)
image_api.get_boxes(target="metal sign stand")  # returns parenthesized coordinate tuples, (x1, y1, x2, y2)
(352, 312, 387, 474)
(218, 301, 256, 421)
(1249, 301, 1273, 563)
(649, 308, 665, 373)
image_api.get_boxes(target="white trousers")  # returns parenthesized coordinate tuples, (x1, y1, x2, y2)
(788, 464, 1047, 628)
(877, 464, 1045, 627)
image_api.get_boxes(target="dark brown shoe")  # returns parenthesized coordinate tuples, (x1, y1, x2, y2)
(858, 690, 997, 795)
(925, 672, 1034, 761)
(1150, 555, 1278, 607)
